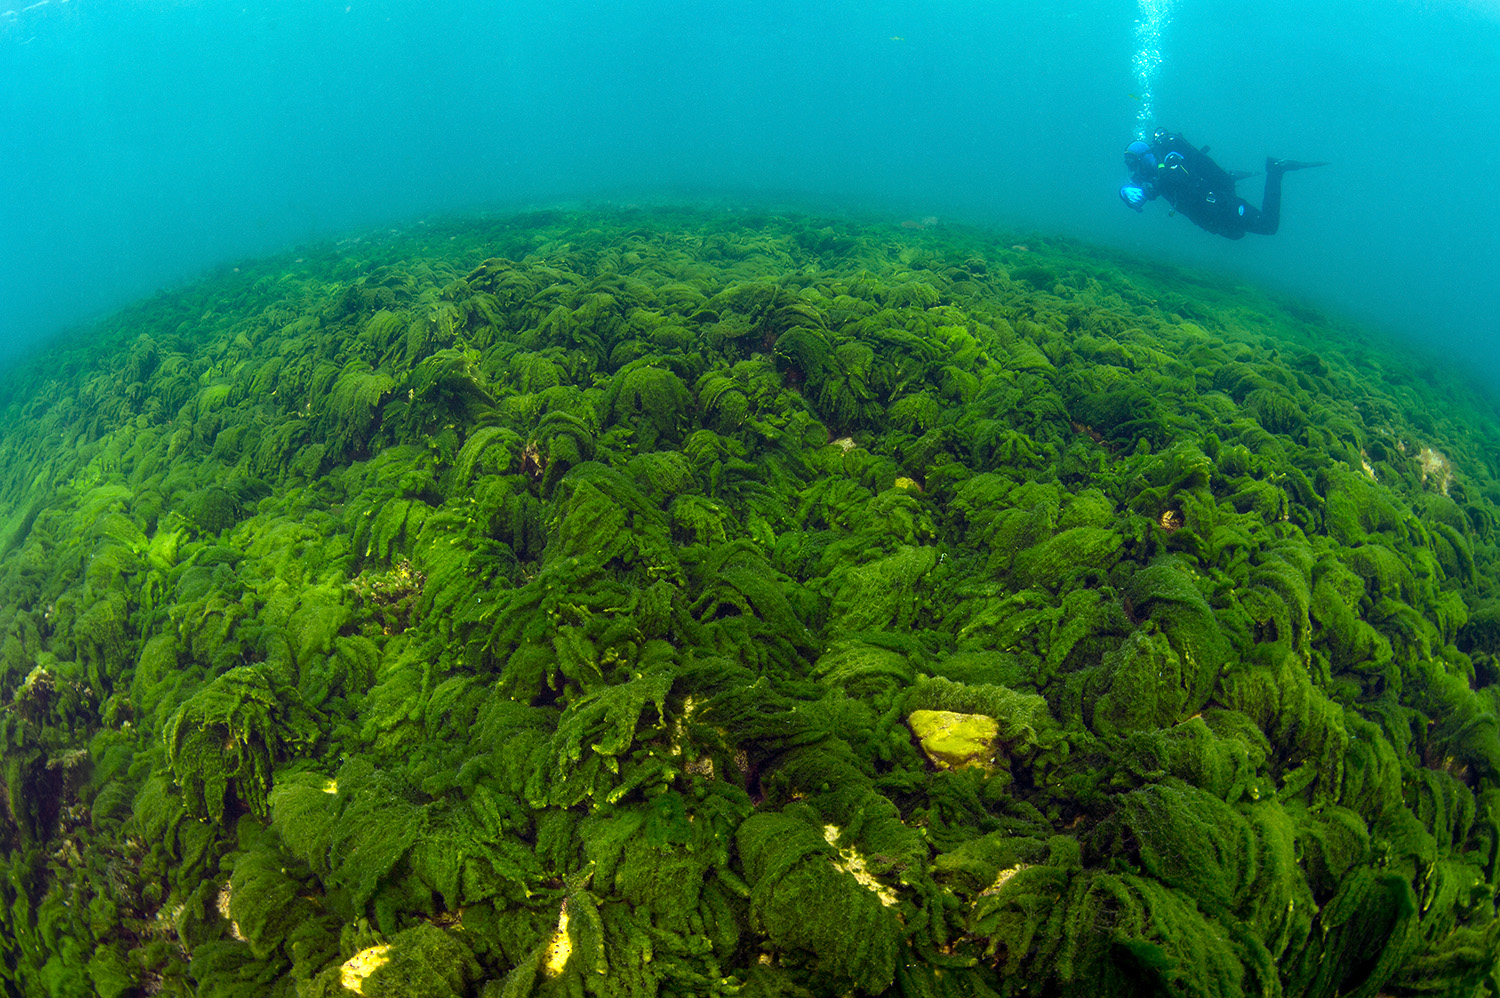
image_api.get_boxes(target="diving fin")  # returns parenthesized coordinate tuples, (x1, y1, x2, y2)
(1268, 159, 1330, 172)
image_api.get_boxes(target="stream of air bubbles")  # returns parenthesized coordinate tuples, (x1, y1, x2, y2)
(1132, 0, 1175, 139)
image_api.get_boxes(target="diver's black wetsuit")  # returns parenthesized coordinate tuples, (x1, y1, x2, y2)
(1143, 132, 1285, 240)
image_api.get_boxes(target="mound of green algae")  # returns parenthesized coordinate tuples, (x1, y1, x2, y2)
(2, 205, 1499, 998)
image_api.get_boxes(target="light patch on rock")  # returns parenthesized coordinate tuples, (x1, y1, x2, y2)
(341, 944, 392, 994)
(674, 696, 716, 778)
(979, 864, 1030, 897)
(823, 824, 898, 907)
(1419, 445, 1453, 496)
(544, 900, 572, 977)
(216, 884, 245, 942)
(907, 709, 1000, 771)
(669, 695, 696, 755)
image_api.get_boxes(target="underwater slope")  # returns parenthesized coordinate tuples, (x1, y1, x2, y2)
(1, 206, 1498, 997)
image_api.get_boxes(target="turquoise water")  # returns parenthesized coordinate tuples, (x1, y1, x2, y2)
(2, 0, 1498, 376)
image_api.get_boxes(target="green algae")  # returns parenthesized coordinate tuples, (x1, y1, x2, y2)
(1, 205, 1499, 996)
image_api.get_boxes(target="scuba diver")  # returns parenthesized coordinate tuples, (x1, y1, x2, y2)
(1119, 128, 1327, 239)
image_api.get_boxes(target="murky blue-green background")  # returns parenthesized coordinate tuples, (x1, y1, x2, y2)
(3, 0, 1497, 381)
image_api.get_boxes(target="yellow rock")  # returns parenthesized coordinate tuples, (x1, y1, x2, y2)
(894, 477, 922, 492)
(907, 709, 999, 770)
(340, 944, 391, 995)
(543, 902, 572, 978)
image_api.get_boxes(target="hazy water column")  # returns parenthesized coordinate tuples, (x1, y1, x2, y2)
(1132, 0, 1174, 139)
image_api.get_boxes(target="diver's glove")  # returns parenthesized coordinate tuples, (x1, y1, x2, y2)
(1119, 185, 1147, 211)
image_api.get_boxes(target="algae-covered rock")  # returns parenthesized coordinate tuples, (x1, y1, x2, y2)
(907, 708, 1001, 770)
(2, 206, 1499, 997)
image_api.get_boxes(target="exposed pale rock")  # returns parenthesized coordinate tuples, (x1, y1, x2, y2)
(544, 901, 572, 977)
(1419, 445, 1453, 495)
(823, 824, 899, 907)
(907, 709, 1000, 771)
(341, 944, 391, 995)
